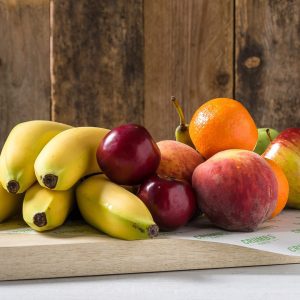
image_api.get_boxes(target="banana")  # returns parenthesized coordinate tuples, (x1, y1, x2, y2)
(23, 183, 74, 232)
(76, 174, 159, 240)
(0, 120, 72, 194)
(35, 127, 110, 191)
(0, 183, 23, 223)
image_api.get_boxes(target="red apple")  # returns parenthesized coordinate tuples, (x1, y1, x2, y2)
(157, 140, 204, 182)
(97, 124, 160, 185)
(137, 175, 198, 231)
(263, 128, 300, 209)
(192, 149, 278, 231)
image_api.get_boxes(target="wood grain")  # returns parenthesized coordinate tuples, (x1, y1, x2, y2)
(50, 0, 144, 128)
(144, 0, 234, 141)
(235, 0, 300, 130)
(0, 0, 50, 148)
(1, 0, 299, 145)
(1, 231, 300, 281)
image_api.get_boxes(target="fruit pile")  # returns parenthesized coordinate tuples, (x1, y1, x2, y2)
(0, 98, 299, 240)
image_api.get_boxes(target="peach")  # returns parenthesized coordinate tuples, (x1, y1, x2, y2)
(157, 140, 204, 182)
(192, 149, 278, 231)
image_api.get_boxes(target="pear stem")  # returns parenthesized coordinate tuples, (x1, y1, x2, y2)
(266, 128, 273, 143)
(171, 96, 186, 126)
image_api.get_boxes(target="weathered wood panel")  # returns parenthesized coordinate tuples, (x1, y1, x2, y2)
(144, 0, 234, 141)
(1, 0, 299, 143)
(50, 0, 144, 128)
(0, 0, 50, 148)
(235, 0, 300, 130)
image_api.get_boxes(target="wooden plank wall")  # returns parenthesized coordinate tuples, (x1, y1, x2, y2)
(144, 0, 233, 141)
(50, 0, 144, 128)
(235, 0, 300, 131)
(0, 0, 299, 148)
(0, 0, 50, 147)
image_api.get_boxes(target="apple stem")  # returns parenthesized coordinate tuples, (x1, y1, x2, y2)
(266, 128, 273, 143)
(171, 96, 186, 126)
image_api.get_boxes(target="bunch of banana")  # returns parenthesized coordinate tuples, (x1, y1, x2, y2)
(34, 127, 109, 190)
(0, 121, 71, 194)
(23, 183, 74, 232)
(0, 121, 159, 240)
(76, 174, 159, 240)
(0, 183, 23, 223)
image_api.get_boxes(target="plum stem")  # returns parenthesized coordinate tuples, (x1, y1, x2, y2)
(171, 96, 186, 126)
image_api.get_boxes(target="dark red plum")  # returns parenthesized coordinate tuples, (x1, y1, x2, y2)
(97, 124, 161, 185)
(137, 175, 198, 231)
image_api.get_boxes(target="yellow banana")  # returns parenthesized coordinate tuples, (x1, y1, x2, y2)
(23, 183, 74, 232)
(76, 174, 159, 240)
(0, 183, 23, 223)
(35, 127, 110, 191)
(0, 120, 72, 194)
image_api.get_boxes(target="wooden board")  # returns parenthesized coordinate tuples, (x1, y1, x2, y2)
(235, 0, 300, 130)
(144, 0, 234, 141)
(50, 0, 144, 128)
(50, 0, 234, 140)
(1, 223, 300, 281)
(1, 0, 299, 144)
(0, 0, 50, 148)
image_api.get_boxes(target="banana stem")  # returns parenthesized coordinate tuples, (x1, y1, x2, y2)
(33, 212, 47, 227)
(171, 96, 186, 126)
(43, 174, 58, 189)
(147, 224, 159, 238)
(7, 180, 20, 194)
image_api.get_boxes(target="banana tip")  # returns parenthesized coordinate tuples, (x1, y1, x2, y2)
(43, 174, 58, 189)
(7, 180, 20, 194)
(33, 212, 47, 227)
(148, 224, 159, 238)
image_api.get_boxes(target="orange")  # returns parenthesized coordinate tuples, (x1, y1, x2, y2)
(189, 98, 258, 159)
(265, 158, 289, 219)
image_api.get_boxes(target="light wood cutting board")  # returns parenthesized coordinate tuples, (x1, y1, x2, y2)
(1, 220, 300, 281)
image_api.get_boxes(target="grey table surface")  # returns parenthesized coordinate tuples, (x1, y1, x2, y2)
(1, 264, 300, 300)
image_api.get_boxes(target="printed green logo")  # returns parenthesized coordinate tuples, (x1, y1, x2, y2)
(288, 244, 300, 253)
(8, 228, 35, 234)
(241, 234, 276, 245)
(193, 232, 228, 239)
